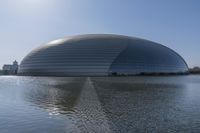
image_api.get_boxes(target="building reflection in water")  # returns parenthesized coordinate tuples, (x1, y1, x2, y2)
(23, 77, 85, 116)
(22, 76, 191, 132)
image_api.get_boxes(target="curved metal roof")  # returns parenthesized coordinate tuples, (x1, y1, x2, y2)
(18, 34, 188, 76)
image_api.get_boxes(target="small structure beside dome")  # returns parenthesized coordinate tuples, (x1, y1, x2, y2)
(2, 60, 19, 75)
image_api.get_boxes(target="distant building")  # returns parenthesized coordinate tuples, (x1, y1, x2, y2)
(0, 70, 3, 75)
(2, 60, 19, 75)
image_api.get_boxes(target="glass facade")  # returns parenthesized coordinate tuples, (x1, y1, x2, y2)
(18, 34, 188, 76)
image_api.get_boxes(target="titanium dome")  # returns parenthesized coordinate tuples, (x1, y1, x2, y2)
(18, 34, 188, 76)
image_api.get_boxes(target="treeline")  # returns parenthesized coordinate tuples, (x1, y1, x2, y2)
(189, 67, 200, 74)
(0, 70, 18, 75)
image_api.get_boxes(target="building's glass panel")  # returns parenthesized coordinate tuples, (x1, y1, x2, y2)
(110, 39, 188, 75)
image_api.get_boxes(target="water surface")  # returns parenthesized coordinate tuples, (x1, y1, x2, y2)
(0, 75, 200, 132)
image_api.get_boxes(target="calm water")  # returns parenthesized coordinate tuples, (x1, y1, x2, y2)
(0, 75, 200, 133)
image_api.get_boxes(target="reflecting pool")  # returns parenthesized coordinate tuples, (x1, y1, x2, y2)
(0, 75, 200, 132)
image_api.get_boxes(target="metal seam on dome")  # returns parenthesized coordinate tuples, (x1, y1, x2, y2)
(107, 41, 130, 74)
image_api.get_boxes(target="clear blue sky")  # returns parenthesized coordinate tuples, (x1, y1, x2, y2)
(0, 0, 199, 68)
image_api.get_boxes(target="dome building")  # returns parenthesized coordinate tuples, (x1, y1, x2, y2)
(18, 34, 188, 76)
